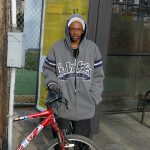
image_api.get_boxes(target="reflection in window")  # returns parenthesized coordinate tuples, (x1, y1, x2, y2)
(109, 1, 150, 53)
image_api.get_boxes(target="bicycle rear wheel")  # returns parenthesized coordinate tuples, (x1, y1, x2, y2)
(47, 134, 99, 150)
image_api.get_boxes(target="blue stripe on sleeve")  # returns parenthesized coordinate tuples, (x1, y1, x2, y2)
(45, 58, 56, 68)
(94, 59, 102, 68)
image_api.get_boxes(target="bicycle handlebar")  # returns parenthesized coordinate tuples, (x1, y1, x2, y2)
(45, 92, 69, 109)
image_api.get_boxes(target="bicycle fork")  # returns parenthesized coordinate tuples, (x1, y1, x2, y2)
(51, 122, 66, 150)
(52, 124, 75, 149)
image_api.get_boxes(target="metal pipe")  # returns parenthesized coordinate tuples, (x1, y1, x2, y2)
(14, 102, 35, 108)
(11, 0, 17, 28)
(8, 0, 17, 149)
(8, 68, 16, 150)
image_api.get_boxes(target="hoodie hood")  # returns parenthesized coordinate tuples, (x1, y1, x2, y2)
(65, 14, 88, 50)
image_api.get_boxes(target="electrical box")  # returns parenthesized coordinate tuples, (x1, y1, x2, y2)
(7, 32, 25, 68)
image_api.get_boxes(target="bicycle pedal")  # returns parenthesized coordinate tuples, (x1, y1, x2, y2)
(65, 143, 75, 148)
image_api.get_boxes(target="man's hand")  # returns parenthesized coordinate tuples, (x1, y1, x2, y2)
(48, 84, 62, 99)
(48, 84, 59, 92)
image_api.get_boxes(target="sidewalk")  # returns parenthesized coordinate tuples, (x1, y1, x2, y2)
(13, 108, 150, 150)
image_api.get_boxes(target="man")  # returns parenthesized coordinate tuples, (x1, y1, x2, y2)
(42, 14, 104, 138)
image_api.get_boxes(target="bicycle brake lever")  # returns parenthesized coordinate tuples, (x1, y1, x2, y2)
(63, 99, 69, 110)
(60, 98, 69, 109)
(46, 96, 59, 106)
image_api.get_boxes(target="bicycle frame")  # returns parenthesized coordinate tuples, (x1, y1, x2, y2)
(13, 107, 66, 150)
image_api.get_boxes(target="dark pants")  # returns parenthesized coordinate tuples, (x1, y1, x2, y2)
(52, 117, 91, 138)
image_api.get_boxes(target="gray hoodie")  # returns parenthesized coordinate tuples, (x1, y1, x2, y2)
(42, 14, 104, 121)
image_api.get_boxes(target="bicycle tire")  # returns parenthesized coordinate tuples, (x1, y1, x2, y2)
(47, 134, 99, 150)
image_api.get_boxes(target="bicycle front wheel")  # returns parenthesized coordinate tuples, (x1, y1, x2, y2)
(47, 134, 99, 150)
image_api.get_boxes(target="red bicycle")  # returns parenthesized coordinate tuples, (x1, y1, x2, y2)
(13, 94, 99, 150)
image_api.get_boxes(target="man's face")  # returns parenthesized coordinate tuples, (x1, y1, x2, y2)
(69, 21, 84, 42)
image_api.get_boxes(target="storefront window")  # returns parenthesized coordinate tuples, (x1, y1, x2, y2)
(103, 0, 150, 112)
